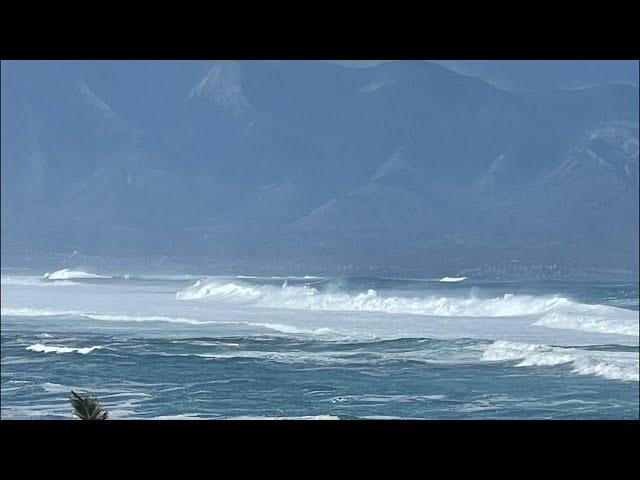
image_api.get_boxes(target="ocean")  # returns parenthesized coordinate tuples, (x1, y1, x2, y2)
(1, 270, 638, 419)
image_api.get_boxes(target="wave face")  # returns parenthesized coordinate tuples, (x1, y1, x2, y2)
(482, 341, 639, 382)
(176, 279, 639, 337)
(44, 269, 111, 280)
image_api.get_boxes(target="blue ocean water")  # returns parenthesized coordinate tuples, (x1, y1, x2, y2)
(1, 272, 638, 419)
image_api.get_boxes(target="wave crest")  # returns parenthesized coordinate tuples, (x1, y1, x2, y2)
(175, 279, 638, 337)
(44, 269, 111, 280)
(482, 340, 638, 382)
(26, 343, 103, 355)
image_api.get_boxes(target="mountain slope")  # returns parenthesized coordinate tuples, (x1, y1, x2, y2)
(1, 60, 638, 273)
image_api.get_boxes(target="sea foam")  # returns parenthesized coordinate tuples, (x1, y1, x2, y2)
(44, 269, 111, 280)
(176, 279, 639, 337)
(1, 276, 76, 287)
(26, 343, 102, 355)
(481, 340, 639, 382)
(1, 307, 212, 325)
(534, 309, 638, 336)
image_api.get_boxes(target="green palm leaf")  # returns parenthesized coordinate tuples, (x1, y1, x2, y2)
(69, 390, 108, 420)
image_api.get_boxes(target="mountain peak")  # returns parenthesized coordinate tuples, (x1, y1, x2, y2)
(78, 82, 120, 124)
(547, 120, 639, 188)
(370, 149, 420, 183)
(188, 61, 250, 114)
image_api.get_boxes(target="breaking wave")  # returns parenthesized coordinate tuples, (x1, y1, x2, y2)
(481, 340, 638, 381)
(440, 276, 467, 282)
(43, 269, 111, 280)
(176, 279, 638, 336)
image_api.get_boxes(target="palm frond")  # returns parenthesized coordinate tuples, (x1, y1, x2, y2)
(69, 390, 108, 420)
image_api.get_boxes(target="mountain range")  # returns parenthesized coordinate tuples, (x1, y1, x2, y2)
(1, 60, 638, 275)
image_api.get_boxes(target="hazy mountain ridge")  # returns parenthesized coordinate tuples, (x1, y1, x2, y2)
(1, 60, 638, 273)
(431, 60, 640, 92)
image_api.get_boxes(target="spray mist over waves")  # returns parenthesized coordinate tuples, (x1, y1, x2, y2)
(176, 279, 639, 337)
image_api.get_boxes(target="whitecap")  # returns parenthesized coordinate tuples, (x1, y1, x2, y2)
(26, 343, 103, 355)
(440, 276, 467, 282)
(481, 340, 638, 382)
(175, 279, 639, 337)
(43, 269, 111, 280)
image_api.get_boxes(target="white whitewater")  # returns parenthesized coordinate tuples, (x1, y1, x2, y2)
(1, 307, 212, 325)
(44, 269, 111, 280)
(481, 340, 638, 382)
(26, 343, 102, 355)
(440, 276, 467, 282)
(4, 273, 638, 382)
(1, 276, 76, 286)
(176, 279, 638, 337)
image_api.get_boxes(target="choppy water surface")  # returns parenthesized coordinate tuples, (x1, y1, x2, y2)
(2, 271, 638, 419)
